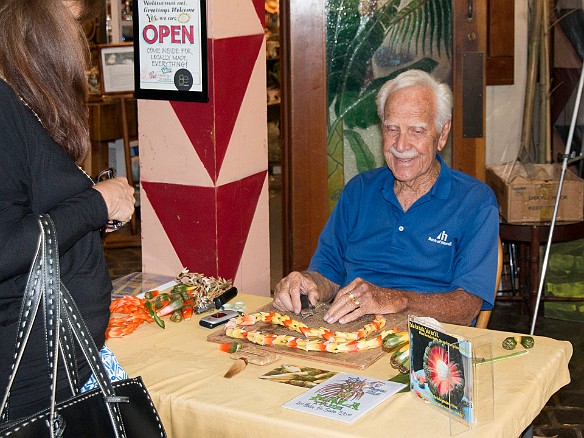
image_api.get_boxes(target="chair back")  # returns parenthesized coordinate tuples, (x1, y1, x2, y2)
(475, 236, 503, 329)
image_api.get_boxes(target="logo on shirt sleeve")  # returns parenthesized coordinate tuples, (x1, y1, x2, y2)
(428, 230, 452, 246)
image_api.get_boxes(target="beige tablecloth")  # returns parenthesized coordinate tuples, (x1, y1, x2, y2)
(107, 294, 572, 438)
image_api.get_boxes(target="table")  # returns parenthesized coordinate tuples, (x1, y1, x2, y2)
(499, 221, 584, 313)
(107, 294, 572, 438)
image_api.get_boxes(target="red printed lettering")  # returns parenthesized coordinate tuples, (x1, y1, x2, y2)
(142, 25, 195, 44)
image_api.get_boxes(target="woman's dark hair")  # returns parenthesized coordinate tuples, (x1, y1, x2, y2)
(0, 0, 104, 163)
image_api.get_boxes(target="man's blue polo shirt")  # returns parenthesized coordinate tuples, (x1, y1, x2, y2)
(308, 155, 499, 310)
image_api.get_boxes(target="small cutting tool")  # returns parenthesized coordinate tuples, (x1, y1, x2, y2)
(300, 294, 315, 319)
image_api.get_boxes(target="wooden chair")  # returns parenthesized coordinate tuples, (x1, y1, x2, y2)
(475, 236, 504, 329)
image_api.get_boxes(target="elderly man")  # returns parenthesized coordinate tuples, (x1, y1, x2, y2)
(273, 69, 499, 326)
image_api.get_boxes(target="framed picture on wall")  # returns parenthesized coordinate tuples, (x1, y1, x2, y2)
(132, 0, 208, 102)
(98, 43, 135, 94)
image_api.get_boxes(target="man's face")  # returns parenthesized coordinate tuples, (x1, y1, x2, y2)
(382, 85, 451, 185)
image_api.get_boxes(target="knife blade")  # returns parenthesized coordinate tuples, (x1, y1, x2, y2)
(300, 295, 315, 319)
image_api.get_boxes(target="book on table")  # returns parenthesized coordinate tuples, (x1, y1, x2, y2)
(408, 316, 494, 435)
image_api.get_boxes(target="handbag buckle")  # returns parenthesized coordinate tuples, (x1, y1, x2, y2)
(46, 413, 66, 437)
(104, 396, 130, 403)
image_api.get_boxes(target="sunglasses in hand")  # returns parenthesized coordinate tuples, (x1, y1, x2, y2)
(96, 168, 123, 232)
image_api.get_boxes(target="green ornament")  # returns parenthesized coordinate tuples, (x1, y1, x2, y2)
(502, 337, 517, 350)
(520, 336, 535, 349)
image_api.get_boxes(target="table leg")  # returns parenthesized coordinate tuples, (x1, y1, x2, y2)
(528, 226, 540, 315)
(516, 243, 529, 315)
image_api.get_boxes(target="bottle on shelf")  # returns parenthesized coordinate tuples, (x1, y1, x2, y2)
(122, 0, 132, 21)
(105, 14, 113, 43)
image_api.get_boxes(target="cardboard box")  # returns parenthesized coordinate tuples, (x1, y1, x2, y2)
(486, 162, 584, 223)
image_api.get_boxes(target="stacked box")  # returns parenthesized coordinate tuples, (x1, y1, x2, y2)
(486, 162, 584, 223)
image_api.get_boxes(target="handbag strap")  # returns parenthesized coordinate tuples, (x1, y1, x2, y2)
(41, 215, 63, 432)
(58, 306, 81, 394)
(0, 220, 44, 423)
(1, 215, 128, 437)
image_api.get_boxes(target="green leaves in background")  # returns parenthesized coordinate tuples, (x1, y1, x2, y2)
(327, 118, 346, 211)
(325, 0, 452, 209)
(344, 129, 376, 174)
(385, 0, 452, 58)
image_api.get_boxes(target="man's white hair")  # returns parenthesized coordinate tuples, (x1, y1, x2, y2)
(376, 69, 453, 131)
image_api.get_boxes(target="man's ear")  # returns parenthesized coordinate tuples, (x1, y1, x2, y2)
(437, 120, 452, 152)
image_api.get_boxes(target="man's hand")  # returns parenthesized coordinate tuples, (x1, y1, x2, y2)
(323, 278, 407, 324)
(273, 271, 320, 315)
(323, 278, 483, 326)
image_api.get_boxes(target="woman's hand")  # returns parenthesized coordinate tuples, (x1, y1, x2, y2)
(92, 177, 135, 230)
(323, 277, 407, 324)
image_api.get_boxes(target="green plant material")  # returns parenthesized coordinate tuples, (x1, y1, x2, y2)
(228, 342, 242, 353)
(170, 292, 185, 302)
(384, 0, 452, 57)
(157, 298, 184, 317)
(169, 287, 191, 301)
(327, 119, 345, 211)
(339, 58, 438, 131)
(218, 342, 242, 353)
(144, 290, 158, 300)
(145, 301, 165, 329)
(382, 331, 409, 351)
(170, 309, 183, 322)
(474, 350, 528, 364)
(502, 336, 518, 350)
(390, 342, 410, 374)
(520, 336, 535, 349)
(344, 129, 377, 173)
(325, 0, 451, 209)
(327, 0, 450, 127)
(156, 293, 170, 303)
(180, 291, 190, 301)
(172, 283, 188, 294)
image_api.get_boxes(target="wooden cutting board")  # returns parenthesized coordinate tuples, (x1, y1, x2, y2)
(207, 302, 408, 370)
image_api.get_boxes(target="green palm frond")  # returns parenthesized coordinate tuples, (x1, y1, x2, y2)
(384, 0, 452, 57)
(344, 129, 377, 173)
(326, 0, 451, 128)
(325, 0, 452, 208)
(341, 57, 439, 132)
(327, 0, 400, 112)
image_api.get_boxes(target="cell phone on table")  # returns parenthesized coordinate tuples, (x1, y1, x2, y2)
(199, 310, 239, 329)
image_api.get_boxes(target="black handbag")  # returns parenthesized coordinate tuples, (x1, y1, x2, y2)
(0, 215, 167, 437)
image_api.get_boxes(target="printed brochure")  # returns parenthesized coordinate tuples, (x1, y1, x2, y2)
(282, 372, 406, 423)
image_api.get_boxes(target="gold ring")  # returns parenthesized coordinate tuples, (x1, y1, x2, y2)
(347, 291, 359, 307)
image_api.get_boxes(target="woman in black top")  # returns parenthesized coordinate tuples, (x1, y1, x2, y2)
(0, 0, 135, 420)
